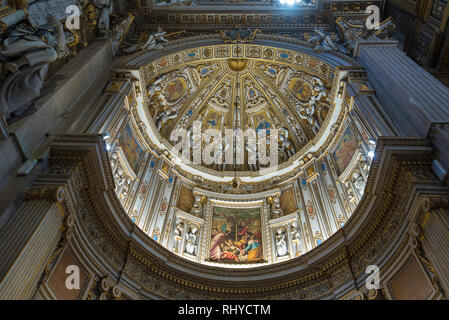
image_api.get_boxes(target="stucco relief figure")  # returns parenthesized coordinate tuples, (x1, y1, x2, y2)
(148, 74, 167, 98)
(119, 178, 132, 200)
(109, 150, 119, 171)
(155, 108, 178, 131)
(173, 220, 184, 253)
(123, 27, 168, 54)
(214, 136, 229, 171)
(184, 225, 199, 256)
(148, 74, 169, 111)
(278, 127, 295, 160)
(190, 194, 203, 217)
(246, 137, 258, 171)
(94, 0, 113, 34)
(297, 102, 320, 134)
(275, 227, 289, 257)
(0, 15, 73, 119)
(114, 166, 128, 191)
(290, 222, 301, 256)
(311, 77, 329, 102)
(352, 168, 366, 194)
(345, 181, 355, 204)
(360, 155, 371, 177)
(271, 195, 284, 219)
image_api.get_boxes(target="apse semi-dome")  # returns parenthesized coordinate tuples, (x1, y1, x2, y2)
(107, 39, 375, 268)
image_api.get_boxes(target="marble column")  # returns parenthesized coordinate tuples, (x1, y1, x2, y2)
(355, 41, 449, 138)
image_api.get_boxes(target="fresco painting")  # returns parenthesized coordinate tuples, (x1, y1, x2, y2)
(209, 207, 263, 264)
(119, 123, 144, 173)
(332, 125, 359, 175)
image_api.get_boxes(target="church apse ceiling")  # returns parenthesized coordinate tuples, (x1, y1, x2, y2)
(139, 44, 336, 174)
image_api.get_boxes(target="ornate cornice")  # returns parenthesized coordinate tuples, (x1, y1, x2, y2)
(32, 134, 448, 299)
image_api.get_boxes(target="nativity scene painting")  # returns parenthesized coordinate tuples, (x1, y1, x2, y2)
(209, 207, 264, 264)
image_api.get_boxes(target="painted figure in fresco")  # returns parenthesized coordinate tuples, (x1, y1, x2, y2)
(221, 240, 241, 262)
(234, 234, 249, 252)
(0, 15, 74, 119)
(244, 235, 262, 262)
(209, 229, 226, 261)
(333, 127, 358, 174)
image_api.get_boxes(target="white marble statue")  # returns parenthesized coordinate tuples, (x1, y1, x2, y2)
(94, 0, 113, 34)
(172, 220, 184, 253)
(184, 226, 199, 256)
(275, 227, 289, 257)
(123, 27, 168, 54)
(306, 27, 348, 54)
(0, 15, 73, 119)
(352, 169, 366, 194)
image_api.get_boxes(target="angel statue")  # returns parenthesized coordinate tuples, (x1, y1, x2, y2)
(94, 0, 114, 34)
(335, 17, 396, 55)
(305, 27, 348, 55)
(155, 107, 178, 131)
(123, 27, 169, 54)
(278, 127, 295, 160)
(0, 15, 75, 119)
(297, 103, 321, 134)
